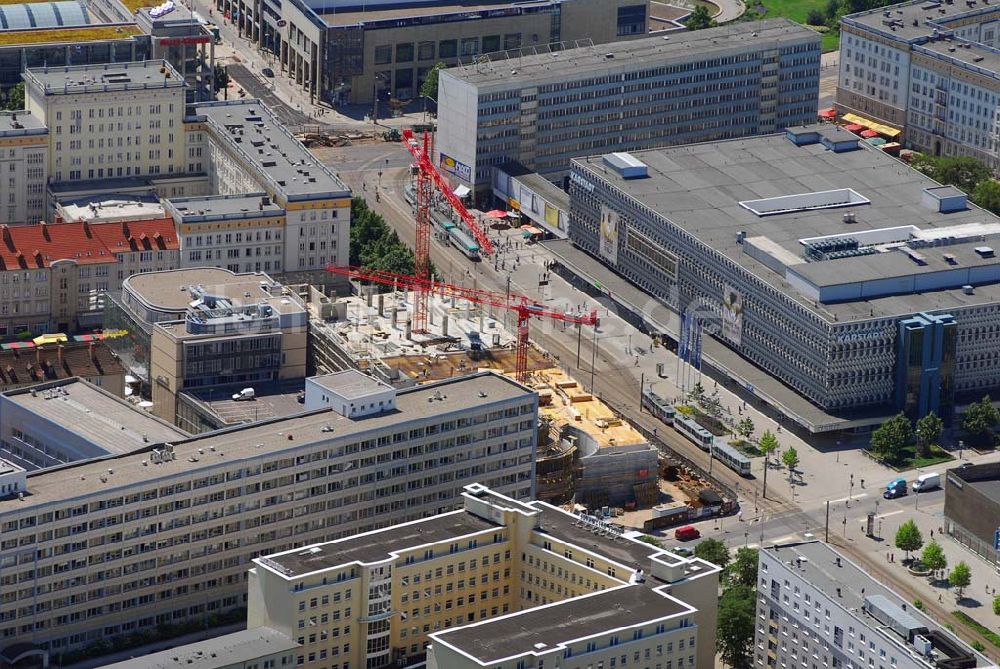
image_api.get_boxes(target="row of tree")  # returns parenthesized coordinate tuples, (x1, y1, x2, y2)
(688, 539, 759, 669)
(895, 519, 972, 598)
(349, 197, 418, 275)
(870, 411, 943, 463)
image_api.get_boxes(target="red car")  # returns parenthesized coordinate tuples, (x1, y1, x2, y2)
(674, 525, 701, 541)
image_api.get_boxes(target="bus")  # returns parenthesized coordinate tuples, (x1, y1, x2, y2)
(711, 442, 752, 477)
(448, 226, 480, 261)
(641, 389, 675, 425)
(674, 415, 714, 451)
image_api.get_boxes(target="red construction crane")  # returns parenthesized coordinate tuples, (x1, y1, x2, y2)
(327, 266, 597, 384)
(401, 128, 494, 334)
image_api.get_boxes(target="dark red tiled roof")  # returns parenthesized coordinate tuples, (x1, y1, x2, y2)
(0, 218, 178, 270)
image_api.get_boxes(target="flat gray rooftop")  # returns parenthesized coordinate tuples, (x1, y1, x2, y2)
(123, 268, 303, 316)
(435, 584, 690, 662)
(1, 372, 530, 511)
(181, 379, 308, 426)
(261, 511, 499, 576)
(192, 100, 350, 199)
(446, 19, 817, 88)
(0, 110, 45, 136)
(165, 193, 285, 221)
(572, 130, 1000, 321)
(310, 369, 391, 399)
(765, 542, 990, 666)
(534, 503, 659, 568)
(99, 626, 298, 669)
(917, 37, 1000, 78)
(25, 60, 185, 94)
(3, 379, 188, 456)
(845, 0, 997, 42)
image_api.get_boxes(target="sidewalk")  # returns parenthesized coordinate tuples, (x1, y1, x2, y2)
(834, 504, 1000, 661)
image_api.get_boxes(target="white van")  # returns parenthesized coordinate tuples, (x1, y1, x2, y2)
(912, 472, 941, 492)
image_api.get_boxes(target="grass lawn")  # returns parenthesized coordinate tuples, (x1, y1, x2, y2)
(953, 611, 1000, 649)
(0, 25, 141, 46)
(743, 0, 840, 51)
(896, 444, 954, 469)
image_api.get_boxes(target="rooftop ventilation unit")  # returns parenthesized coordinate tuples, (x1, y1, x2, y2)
(602, 152, 648, 179)
(975, 246, 994, 258)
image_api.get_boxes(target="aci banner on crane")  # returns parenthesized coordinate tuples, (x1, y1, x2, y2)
(599, 205, 620, 266)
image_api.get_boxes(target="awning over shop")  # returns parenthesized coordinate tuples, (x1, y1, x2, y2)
(453, 184, 471, 198)
(484, 209, 508, 218)
(841, 112, 901, 138)
(844, 124, 866, 133)
(860, 129, 880, 138)
(33, 333, 67, 346)
(818, 107, 837, 119)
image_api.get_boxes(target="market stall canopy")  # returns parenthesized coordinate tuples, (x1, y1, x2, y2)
(818, 107, 837, 119)
(484, 209, 508, 218)
(841, 112, 901, 138)
(453, 184, 471, 198)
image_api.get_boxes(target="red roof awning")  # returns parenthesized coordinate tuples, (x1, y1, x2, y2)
(860, 129, 880, 138)
(818, 108, 837, 118)
(484, 209, 508, 218)
(844, 124, 866, 133)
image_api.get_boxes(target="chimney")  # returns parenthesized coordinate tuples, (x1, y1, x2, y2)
(121, 220, 130, 239)
(1, 224, 12, 248)
(82, 220, 91, 238)
(40, 221, 50, 241)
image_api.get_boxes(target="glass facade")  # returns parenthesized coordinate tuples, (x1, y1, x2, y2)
(896, 312, 956, 421)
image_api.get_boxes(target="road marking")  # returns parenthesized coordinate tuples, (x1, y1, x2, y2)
(876, 510, 905, 520)
(829, 493, 868, 504)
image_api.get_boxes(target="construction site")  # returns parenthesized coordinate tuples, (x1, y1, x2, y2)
(307, 285, 728, 528)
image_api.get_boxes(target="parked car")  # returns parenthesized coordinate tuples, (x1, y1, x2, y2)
(884, 478, 907, 499)
(674, 525, 701, 541)
(261, 67, 275, 77)
(232, 387, 255, 401)
(912, 472, 941, 492)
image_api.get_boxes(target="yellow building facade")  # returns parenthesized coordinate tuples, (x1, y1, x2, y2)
(248, 484, 719, 669)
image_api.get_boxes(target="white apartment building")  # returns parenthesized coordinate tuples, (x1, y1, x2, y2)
(248, 484, 720, 669)
(165, 194, 289, 275)
(756, 542, 990, 669)
(24, 60, 188, 185)
(839, 0, 1000, 167)
(0, 372, 537, 660)
(0, 111, 47, 226)
(187, 100, 351, 275)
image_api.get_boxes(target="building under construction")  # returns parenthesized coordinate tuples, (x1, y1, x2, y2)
(308, 286, 658, 508)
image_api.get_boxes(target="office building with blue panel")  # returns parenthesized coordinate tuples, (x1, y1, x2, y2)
(897, 312, 956, 421)
(564, 127, 1000, 431)
(436, 19, 821, 204)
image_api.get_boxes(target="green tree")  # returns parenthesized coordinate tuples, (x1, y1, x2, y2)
(735, 417, 755, 440)
(693, 537, 731, 568)
(912, 155, 991, 194)
(992, 594, 1000, 616)
(685, 4, 716, 29)
(963, 395, 999, 449)
(895, 519, 924, 561)
(759, 430, 779, 461)
(419, 62, 446, 101)
(920, 540, 947, 578)
(870, 413, 913, 463)
(806, 8, 826, 24)
(717, 584, 755, 669)
(915, 412, 944, 458)
(0, 82, 24, 111)
(781, 446, 799, 480)
(726, 547, 759, 589)
(948, 561, 972, 599)
(687, 382, 705, 403)
(973, 179, 1000, 215)
(213, 64, 229, 93)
